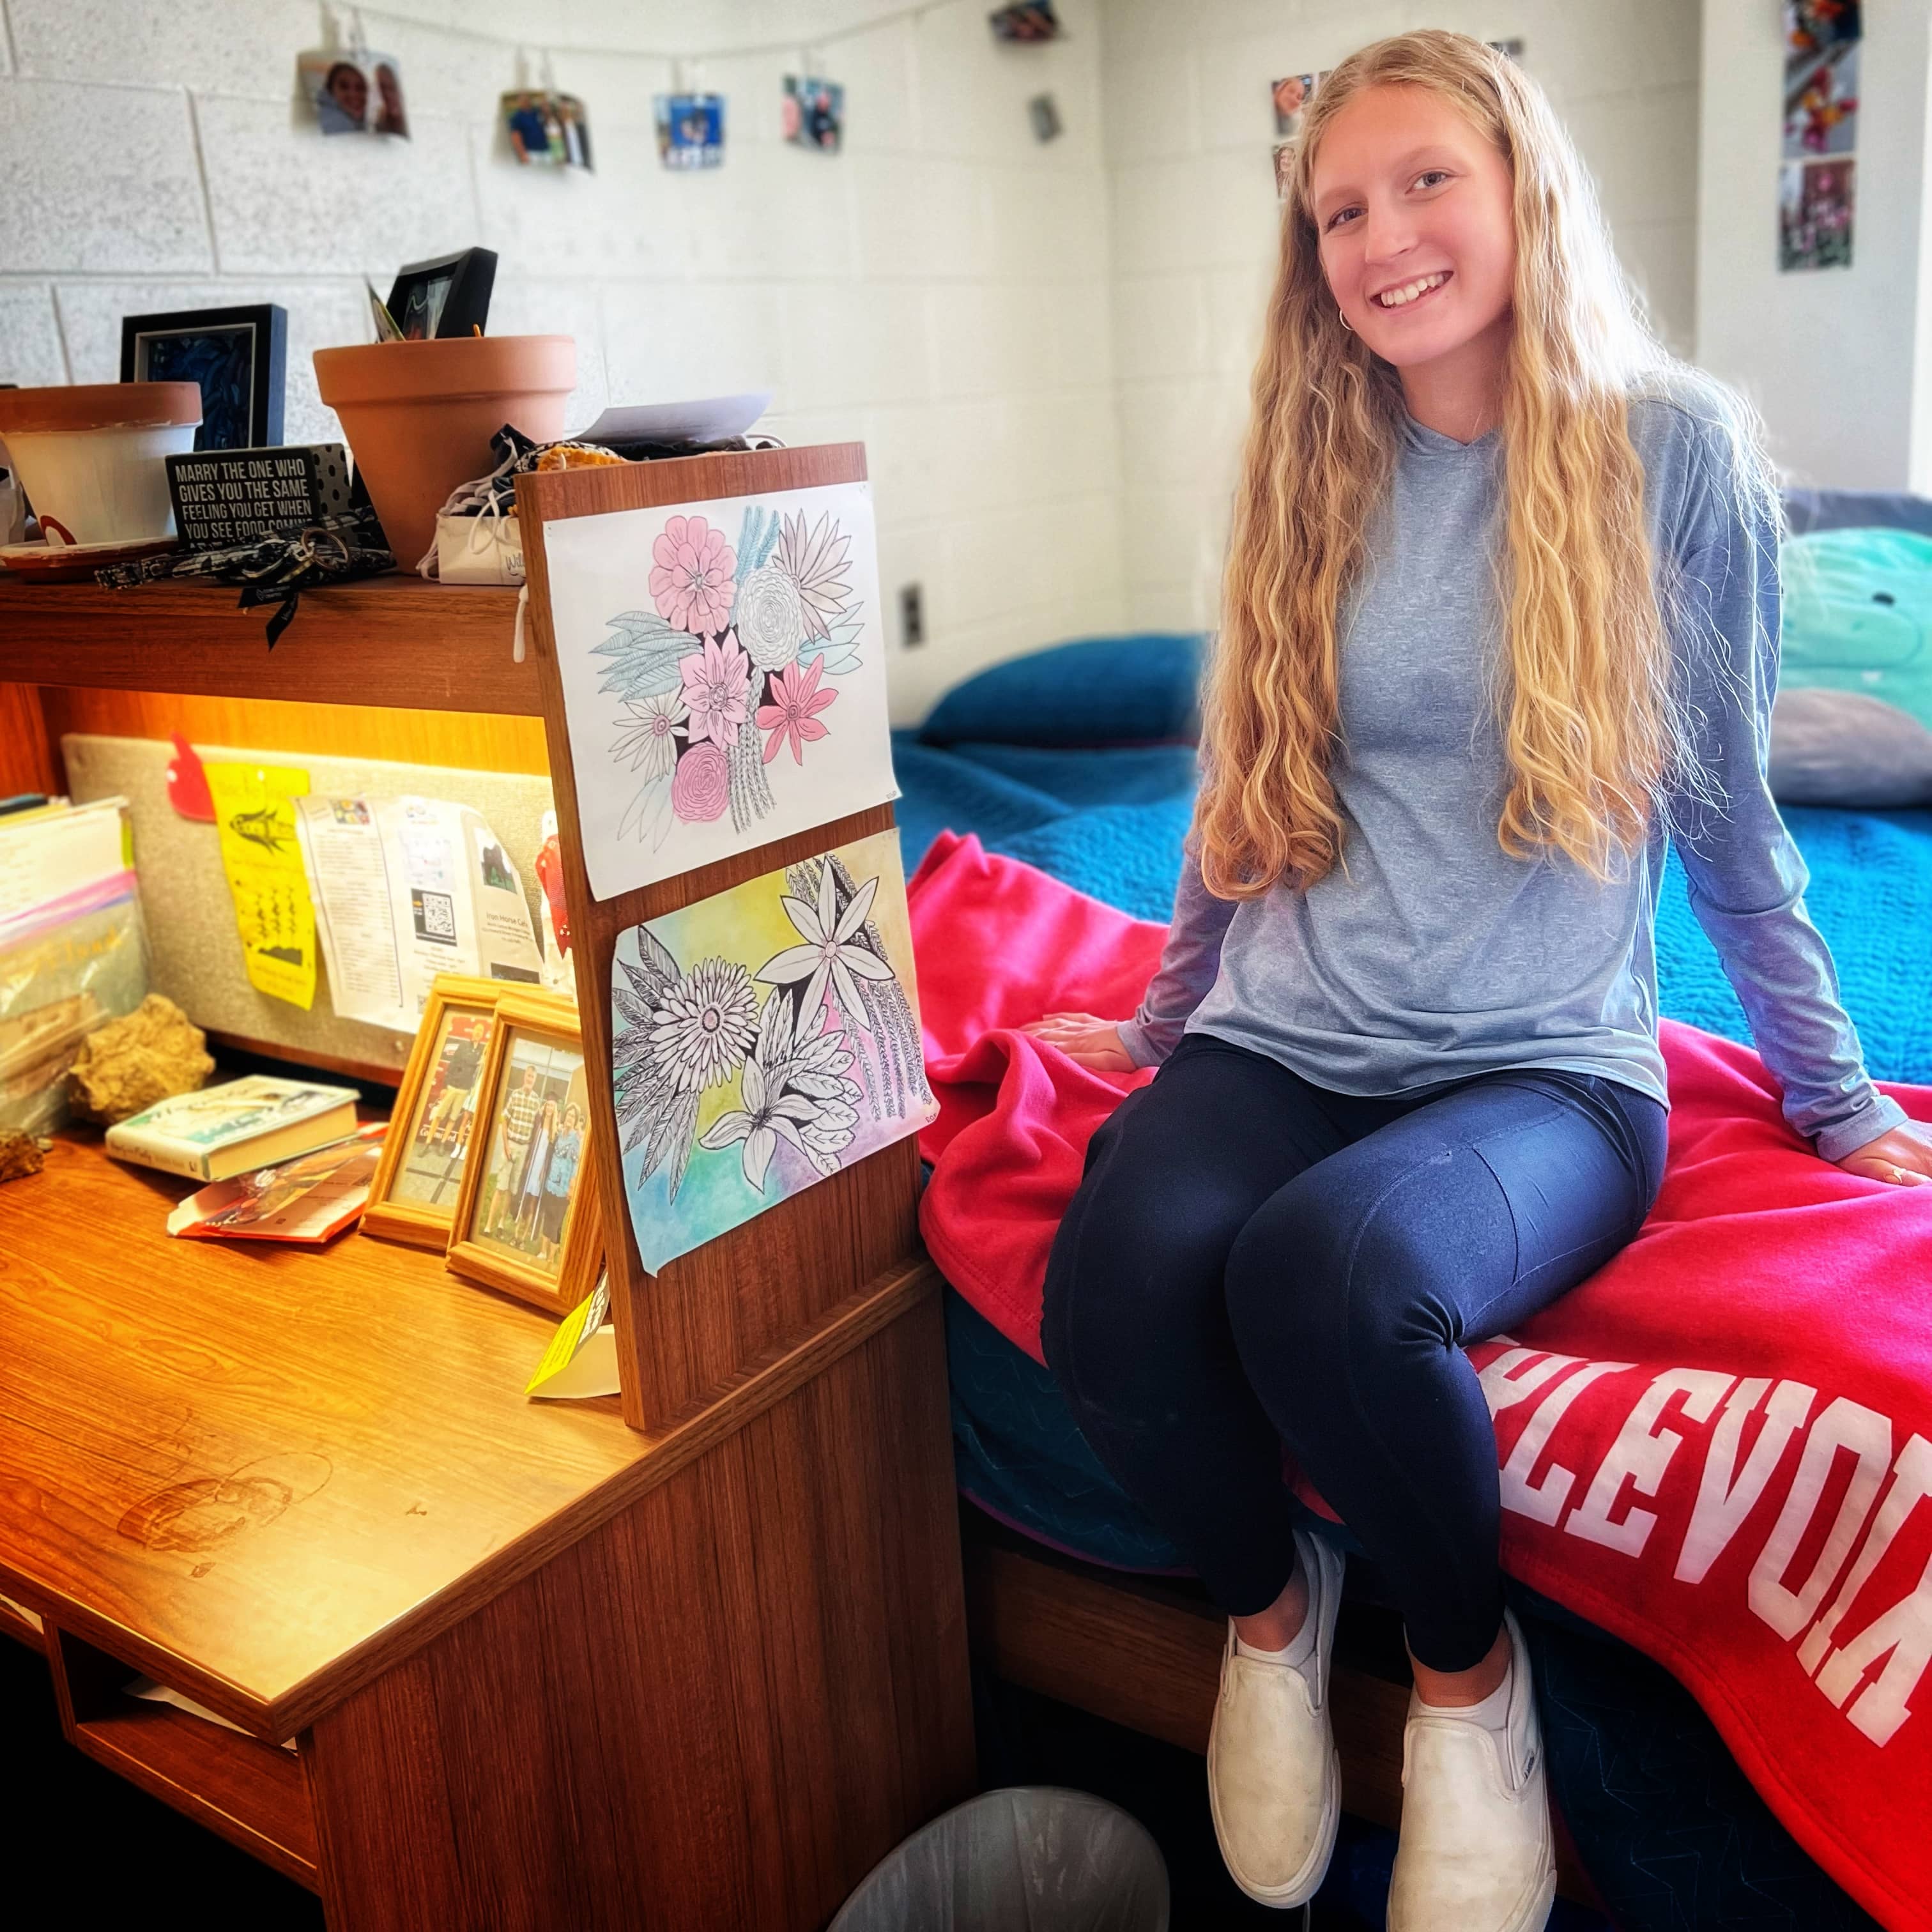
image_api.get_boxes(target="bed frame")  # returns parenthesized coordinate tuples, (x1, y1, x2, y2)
(958, 1505, 1597, 1906)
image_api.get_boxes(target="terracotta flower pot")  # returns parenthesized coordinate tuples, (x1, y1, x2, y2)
(0, 383, 202, 546)
(313, 335, 576, 569)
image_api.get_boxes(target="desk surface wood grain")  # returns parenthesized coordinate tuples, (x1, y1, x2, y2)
(0, 1135, 659, 1735)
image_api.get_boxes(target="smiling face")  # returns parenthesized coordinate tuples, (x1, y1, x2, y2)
(1310, 82, 1517, 390)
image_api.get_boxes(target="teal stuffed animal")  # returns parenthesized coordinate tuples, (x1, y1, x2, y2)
(1772, 527, 1932, 805)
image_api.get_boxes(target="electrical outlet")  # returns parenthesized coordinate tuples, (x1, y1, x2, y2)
(899, 581, 926, 648)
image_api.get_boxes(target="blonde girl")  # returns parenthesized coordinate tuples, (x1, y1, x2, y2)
(1025, 30, 1931, 1929)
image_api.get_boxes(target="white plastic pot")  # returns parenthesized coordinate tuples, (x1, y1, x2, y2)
(0, 383, 203, 546)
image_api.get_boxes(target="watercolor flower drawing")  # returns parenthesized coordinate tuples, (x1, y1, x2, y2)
(650, 957, 760, 1093)
(592, 494, 870, 847)
(611, 849, 929, 1215)
(758, 864, 893, 1029)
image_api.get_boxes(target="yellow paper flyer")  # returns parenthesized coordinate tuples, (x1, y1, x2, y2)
(525, 1274, 617, 1399)
(204, 762, 318, 1011)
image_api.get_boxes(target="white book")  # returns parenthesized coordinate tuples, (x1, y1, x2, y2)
(105, 1075, 360, 1183)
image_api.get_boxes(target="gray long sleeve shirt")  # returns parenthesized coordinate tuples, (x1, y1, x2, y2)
(1119, 372, 1907, 1166)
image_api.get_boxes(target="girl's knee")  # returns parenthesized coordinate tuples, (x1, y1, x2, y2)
(1227, 1169, 1453, 1370)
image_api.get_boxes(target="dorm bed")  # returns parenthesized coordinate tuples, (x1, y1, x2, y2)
(898, 516, 1932, 1931)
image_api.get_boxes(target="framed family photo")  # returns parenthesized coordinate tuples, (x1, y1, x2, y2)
(445, 992, 601, 1315)
(361, 974, 503, 1250)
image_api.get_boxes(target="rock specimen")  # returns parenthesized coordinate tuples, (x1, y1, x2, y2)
(0, 1130, 47, 1183)
(66, 995, 215, 1124)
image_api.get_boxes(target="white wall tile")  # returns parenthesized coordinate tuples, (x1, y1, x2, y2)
(1114, 275, 1212, 381)
(8, 0, 312, 95)
(197, 96, 477, 277)
(0, 80, 211, 272)
(783, 282, 930, 408)
(601, 280, 789, 413)
(823, 17, 917, 156)
(850, 153, 987, 280)
(0, 282, 66, 384)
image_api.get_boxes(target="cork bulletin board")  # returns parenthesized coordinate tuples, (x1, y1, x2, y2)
(65, 733, 555, 1082)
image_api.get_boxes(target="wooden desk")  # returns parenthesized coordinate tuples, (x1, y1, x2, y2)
(0, 1135, 974, 1928)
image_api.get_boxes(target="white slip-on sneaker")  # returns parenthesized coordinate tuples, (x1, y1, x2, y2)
(1387, 1608, 1557, 1932)
(1206, 1526, 1346, 1910)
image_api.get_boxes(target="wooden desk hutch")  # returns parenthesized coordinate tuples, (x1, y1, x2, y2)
(0, 445, 976, 1930)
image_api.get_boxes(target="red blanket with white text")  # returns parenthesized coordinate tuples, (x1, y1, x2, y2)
(910, 831, 1932, 1931)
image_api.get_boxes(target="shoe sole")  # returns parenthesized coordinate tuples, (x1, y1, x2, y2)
(1207, 1730, 1340, 1910)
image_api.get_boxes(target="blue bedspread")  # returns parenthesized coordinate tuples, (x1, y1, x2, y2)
(896, 730, 1932, 1085)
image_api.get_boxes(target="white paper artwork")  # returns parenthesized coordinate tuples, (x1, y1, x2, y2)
(539, 479, 900, 901)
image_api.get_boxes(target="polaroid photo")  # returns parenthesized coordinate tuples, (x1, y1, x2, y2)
(656, 92, 725, 169)
(988, 0, 1061, 43)
(1272, 71, 1333, 141)
(783, 75, 845, 153)
(296, 49, 409, 139)
(1780, 155, 1855, 272)
(1784, 38, 1859, 158)
(503, 90, 594, 169)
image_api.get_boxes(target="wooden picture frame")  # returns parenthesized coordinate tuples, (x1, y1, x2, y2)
(445, 991, 601, 1315)
(361, 973, 506, 1250)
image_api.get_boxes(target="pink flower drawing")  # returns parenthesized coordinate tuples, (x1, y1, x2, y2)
(678, 632, 752, 749)
(670, 741, 730, 822)
(650, 514, 737, 635)
(756, 653, 838, 765)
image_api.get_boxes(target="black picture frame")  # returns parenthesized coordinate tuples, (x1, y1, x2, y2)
(119, 304, 288, 452)
(386, 249, 498, 342)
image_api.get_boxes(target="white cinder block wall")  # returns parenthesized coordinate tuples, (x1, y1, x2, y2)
(0, 0, 1124, 724)
(1103, 0, 1703, 632)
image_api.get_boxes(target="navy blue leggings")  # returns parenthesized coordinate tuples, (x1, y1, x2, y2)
(1039, 1031, 1668, 1671)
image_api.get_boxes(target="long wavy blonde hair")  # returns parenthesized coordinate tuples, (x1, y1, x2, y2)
(1198, 29, 1779, 900)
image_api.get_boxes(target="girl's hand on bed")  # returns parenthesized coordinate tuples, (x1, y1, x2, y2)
(1836, 1121, 1932, 1187)
(1021, 1012, 1137, 1071)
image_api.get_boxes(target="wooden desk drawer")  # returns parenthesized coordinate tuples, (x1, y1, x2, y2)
(49, 1628, 319, 1891)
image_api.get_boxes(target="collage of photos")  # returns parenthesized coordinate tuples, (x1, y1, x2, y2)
(1781, 0, 1860, 270)
(469, 1025, 589, 1282)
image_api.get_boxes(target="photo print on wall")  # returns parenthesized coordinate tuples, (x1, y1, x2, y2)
(655, 92, 725, 168)
(783, 75, 844, 152)
(296, 45, 409, 137)
(1781, 0, 1860, 270)
(539, 478, 899, 901)
(609, 828, 935, 1273)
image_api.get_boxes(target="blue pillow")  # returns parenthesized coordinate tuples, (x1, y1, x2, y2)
(917, 632, 1206, 748)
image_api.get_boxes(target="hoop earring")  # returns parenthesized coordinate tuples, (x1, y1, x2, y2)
(1338, 309, 1354, 333)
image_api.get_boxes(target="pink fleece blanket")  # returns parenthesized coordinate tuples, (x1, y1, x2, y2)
(910, 831, 1932, 1931)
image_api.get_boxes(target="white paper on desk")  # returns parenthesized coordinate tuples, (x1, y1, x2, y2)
(295, 795, 545, 1033)
(0, 797, 126, 922)
(541, 478, 898, 901)
(572, 391, 771, 447)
